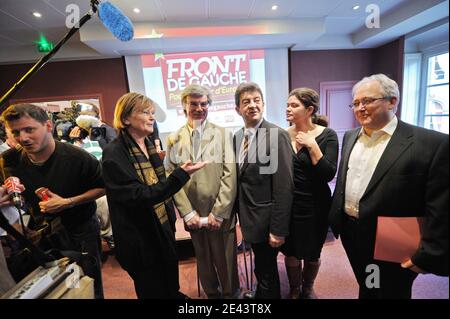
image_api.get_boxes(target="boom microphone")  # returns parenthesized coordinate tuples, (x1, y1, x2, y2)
(98, 1, 134, 42)
(0, 0, 134, 108)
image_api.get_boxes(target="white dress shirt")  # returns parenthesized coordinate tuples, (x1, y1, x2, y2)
(344, 116, 398, 218)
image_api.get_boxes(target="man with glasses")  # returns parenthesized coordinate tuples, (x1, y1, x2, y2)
(167, 84, 239, 298)
(329, 74, 449, 298)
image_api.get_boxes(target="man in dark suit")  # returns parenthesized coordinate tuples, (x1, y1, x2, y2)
(329, 74, 449, 299)
(234, 82, 294, 298)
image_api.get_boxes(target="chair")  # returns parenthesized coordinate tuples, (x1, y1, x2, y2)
(240, 239, 254, 293)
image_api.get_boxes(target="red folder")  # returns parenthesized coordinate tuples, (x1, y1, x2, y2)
(374, 216, 421, 263)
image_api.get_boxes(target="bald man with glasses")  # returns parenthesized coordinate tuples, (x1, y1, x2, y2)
(329, 74, 449, 299)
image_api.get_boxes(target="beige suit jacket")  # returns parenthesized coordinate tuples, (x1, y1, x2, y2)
(166, 121, 237, 231)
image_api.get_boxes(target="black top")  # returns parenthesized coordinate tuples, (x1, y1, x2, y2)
(102, 134, 190, 272)
(0, 141, 104, 230)
(293, 127, 338, 202)
(281, 127, 338, 259)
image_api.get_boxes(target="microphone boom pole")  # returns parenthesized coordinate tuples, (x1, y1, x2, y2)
(0, 0, 100, 109)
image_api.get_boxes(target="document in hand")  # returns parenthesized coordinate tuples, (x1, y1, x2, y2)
(374, 216, 421, 263)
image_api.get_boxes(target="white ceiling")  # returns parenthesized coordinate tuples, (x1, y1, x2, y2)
(0, 0, 448, 64)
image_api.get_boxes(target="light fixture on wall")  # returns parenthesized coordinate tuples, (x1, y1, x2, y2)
(272, 5, 278, 11)
(32, 12, 42, 18)
(352, 5, 360, 10)
(133, 8, 140, 13)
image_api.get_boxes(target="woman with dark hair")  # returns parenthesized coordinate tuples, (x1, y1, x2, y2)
(281, 88, 338, 299)
(101, 92, 205, 298)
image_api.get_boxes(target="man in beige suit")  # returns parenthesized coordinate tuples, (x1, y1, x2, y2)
(167, 84, 239, 298)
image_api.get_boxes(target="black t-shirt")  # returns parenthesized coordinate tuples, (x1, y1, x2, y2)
(0, 141, 104, 230)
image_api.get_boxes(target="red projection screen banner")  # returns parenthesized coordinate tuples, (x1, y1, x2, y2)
(141, 49, 266, 132)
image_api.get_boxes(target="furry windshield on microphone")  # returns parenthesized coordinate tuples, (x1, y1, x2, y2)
(98, 1, 134, 41)
(76, 115, 100, 131)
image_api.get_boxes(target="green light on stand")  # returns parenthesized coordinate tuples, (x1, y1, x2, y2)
(35, 34, 54, 52)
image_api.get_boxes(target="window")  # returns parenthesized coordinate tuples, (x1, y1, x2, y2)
(403, 50, 449, 134)
(421, 52, 449, 134)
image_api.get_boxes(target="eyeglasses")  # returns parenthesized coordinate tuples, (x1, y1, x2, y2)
(349, 97, 389, 109)
(139, 110, 154, 116)
(188, 102, 209, 109)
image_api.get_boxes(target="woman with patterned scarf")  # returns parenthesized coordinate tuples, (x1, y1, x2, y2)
(102, 92, 205, 299)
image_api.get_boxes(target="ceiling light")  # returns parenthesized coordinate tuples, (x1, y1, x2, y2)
(352, 5, 360, 10)
(32, 12, 42, 18)
(133, 8, 141, 13)
(272, 5, 278, 11)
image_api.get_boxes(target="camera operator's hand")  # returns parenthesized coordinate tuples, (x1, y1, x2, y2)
(69, 126, 81, 139)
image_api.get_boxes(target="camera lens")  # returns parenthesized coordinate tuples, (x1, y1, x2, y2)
(90, 127, 105, 141)
(91, 128, 99, 137)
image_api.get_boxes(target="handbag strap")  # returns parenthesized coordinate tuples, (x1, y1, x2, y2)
(0, 209, 52, 266)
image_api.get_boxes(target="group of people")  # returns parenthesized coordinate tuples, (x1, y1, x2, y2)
(0, 73, 448, 299)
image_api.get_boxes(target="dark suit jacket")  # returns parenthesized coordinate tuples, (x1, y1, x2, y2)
(102, 134, 190, 273)
(234, 119, 294, 243)
(329, 120, 449, 276)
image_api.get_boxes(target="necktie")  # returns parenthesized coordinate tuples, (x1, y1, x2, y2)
(239, 133, 249, 169)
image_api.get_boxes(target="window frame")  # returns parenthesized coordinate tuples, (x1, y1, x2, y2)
(418, 45, 449, 130)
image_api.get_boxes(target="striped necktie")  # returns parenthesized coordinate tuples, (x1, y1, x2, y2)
(239, 133, 249, 169)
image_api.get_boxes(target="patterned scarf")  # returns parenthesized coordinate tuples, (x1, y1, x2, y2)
(121, 130, 170, 225)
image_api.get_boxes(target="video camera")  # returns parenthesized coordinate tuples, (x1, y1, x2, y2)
(53, 120, 76, 141)
(89, 126, 106, 141)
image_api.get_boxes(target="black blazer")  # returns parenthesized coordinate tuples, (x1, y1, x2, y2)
(101, 134, 190, 273)
(329, 120, 449, 276)
(234, 119, 294, 243)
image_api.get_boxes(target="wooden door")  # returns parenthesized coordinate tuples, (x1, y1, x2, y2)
(320, 81, 358, 190)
